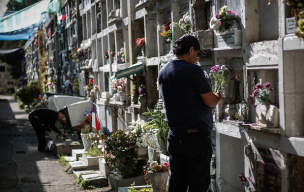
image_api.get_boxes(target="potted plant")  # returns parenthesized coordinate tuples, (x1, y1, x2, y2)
(111, 78, 127, 101)
(105, 130, 138, 178)
(148, 162, 170, 192)
(250, 82, 278, 127)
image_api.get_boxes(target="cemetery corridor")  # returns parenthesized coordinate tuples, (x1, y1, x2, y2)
(0, 95, 89, 192)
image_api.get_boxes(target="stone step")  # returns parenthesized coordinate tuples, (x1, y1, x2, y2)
(72, 149, 86, 160)
(74, 170, 108, 187)
(82, 155, 103, 167)
(51, 141, 84, 156)
(69, 160, 99, 171)
(63, 156, 76, 162)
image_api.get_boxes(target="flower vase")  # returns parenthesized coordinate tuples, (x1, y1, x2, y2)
(148, 171, 169, 192)
(118, 91, 126, 102)
(256, 102, 270, 125)
(80, 133, 90, 150)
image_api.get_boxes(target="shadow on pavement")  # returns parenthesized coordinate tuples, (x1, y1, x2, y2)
(0, 96, 81, 192)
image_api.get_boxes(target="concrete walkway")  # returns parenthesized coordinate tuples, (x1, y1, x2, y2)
(0, 95, 82, 192)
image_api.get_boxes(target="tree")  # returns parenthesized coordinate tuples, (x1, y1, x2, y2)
(6, 0, 40, 11)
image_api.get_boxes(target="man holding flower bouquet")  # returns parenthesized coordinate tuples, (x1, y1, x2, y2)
(158, 35, 223, 192)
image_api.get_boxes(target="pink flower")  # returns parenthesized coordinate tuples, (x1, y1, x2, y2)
(253, 89, 259, 96)
(263, 82, 271, 88)
(255, 83, 263, 89)
(269, 87, 274, 92)
(163, 163, 169, 167)
(216, 13, 219, 19)
(254, 104, 257, 108)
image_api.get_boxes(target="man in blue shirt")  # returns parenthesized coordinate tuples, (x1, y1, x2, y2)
(158, 35, 223, 192)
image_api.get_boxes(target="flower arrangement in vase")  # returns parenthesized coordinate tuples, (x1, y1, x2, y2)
(209, 6, 237, 33)
(118, 47, 125, 62)
(69, 47, 84, 62)
(158, 21, 172, 42)
(111, 78, 127, 93)
(249, 82, 274, 108)
(209, 65, 230, 95)
(111, 51, 116, 58)
(104, 51, 109, 60)
(174, 12, 191, 33)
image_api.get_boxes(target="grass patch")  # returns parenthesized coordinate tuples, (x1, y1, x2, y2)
(77, 173, 97, 190)
(57, 155, 68, 167)
(85, 147, 104, 157)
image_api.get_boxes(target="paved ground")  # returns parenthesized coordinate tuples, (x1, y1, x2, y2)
(0, 95, 109, 192)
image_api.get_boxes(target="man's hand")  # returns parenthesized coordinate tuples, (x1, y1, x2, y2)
(60, 133, 66, 137)
(215, 91, 224, 101)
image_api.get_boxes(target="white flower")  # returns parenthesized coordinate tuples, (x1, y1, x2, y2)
(209, 16, 219, 30)
(221, 65, 228, 71)
(184, 15, 190, 23)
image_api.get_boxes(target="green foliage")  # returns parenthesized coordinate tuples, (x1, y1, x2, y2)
(14, 81, 41, 108)
(77, 173, 96, 190)
(57, 155, 68, 167)
(85, 146, 103, 157)
(72, 78, 79, 96)
(105, 130, 138, 178)
(129, 182, 152, 192)
(142, 108, 168, 155)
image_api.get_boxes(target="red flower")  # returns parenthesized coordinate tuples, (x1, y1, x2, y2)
(136, 38, 145, 47)
(89, 79, 94, 85)
(75, 47, 78, 51)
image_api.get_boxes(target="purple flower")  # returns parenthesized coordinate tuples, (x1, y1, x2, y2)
(255, 83, 263, 89)
(269, 87, 274, 92)
(249, 95, 254, 104)
(220, 22, 223, 26)
(263, 82, 271, 88)
(216, 13, 219, 19)
(253, 89, 259, 96)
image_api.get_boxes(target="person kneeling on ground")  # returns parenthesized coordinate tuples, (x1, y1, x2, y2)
(28, 108, 67, 152)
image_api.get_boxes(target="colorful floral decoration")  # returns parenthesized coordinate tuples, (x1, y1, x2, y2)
(284, 0, 304, 40)
(209, 65, 230, 93)
(118, 47, 125, 62)
(136, 38, 145, 47)
(111, 78, 127, 92)
(209, 6, 237, 33)
(104, 51, 109, 59)
(111, 51, 116, 57)
(174, 12, 191, 34)
(158, 21, 172, 42)
(69, 47, 84, 62)
(249, 82, 274, 108)
(94, 85, 99, 91)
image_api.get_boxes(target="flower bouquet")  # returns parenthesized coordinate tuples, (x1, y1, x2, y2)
(118, 47, 125, 62)
(111, 78, 127, 93)
(104, 51, 109, 60)
(136, 38, 145, 47)
(209, 65, 230, 96)
(148, 162, 170, 192)
(249, 82, 274, 108)
(158, 21, 172, 42)
(174, 12, 191, 34)
(209, 6, 237, 33)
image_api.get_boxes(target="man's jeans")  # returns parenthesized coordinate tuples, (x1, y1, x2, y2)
(28, 111, 46, 151)
(167, 128, 213, 192)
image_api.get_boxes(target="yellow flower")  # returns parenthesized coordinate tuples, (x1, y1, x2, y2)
(160, 26, 167, 37)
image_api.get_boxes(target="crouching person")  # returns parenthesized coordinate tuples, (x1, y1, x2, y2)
(28, 108, 66, 152)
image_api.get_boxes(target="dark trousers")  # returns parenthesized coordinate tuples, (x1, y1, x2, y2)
(28, 111, 46, 151)
(167, 129, 213, 192)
